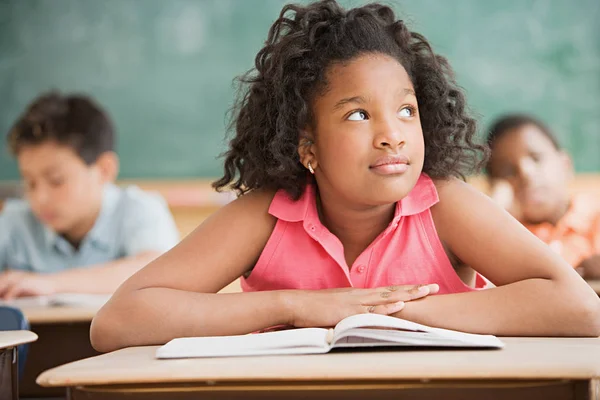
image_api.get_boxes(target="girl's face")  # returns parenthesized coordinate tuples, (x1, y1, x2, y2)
(304, 53, 425, 207)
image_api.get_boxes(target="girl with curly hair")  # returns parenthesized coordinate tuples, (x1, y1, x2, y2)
(91, 0, 600, 352)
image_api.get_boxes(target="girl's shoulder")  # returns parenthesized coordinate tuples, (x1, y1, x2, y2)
(430, 177, 496, 234)
(215, 189, 279, 233)
(431, 176, 484, 203)
(227, 188, 278, 214)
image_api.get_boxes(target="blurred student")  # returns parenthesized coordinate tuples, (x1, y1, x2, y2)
(0, 92, 179, 299)
(487, 114, 600, 278)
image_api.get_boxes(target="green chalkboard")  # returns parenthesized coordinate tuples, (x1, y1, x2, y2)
(1, 0, 599, 181)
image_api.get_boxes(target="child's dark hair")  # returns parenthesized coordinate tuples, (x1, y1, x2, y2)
(214, 0, 487, 199)
(486, 114, 560, 151)
(7, 91, 115, 164)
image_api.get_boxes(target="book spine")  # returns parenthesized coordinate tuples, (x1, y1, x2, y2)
(326, 328, 334, 344)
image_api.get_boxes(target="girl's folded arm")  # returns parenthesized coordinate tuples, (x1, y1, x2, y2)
(90, 189, 292, 352)
(396, 178, 600, 336)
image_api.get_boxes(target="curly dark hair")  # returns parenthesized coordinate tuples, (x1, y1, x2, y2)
(214, 0, 488, 199)
(7, 91, 115, 164)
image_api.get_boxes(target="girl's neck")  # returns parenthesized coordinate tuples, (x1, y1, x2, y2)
(316, 188, 395, 268)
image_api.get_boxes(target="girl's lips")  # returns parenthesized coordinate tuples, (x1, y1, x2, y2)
(370, 163, 409, 175)
(370, 154, 410, 175)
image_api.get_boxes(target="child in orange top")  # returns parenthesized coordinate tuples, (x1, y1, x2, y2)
(486, 114, 600, 277)
(91, 1, 600, 352)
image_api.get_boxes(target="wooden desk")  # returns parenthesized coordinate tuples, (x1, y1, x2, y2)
(37, 337, 600, 400)
(0, 331, 37, 349)
(0, 331, 37, 400)
(22, 305, 100, 325)
(16, 283, 240, 397)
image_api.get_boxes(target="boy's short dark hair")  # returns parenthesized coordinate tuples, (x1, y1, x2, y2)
(7, 91, 115, 164)
(486, 114, 561, 151)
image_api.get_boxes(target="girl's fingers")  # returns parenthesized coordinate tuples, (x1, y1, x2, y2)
(403, 283, 440, 298)
(375, 283, 439, 295)
(361, 283, 439, 306)
(424, 283, 440, 294)
(361, 288, 413, 305)
(365, 301, 405, 315)
(401, 284, 434, 301)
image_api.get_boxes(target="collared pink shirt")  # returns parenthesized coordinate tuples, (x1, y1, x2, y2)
(242, 174, 481, 294)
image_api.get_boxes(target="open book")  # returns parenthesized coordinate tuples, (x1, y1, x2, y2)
(0, 293, 111, 308)
(156, 313, 504, 359)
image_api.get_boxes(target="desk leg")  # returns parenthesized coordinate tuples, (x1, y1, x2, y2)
(586, 379, 600, 400)
(0, 347, 17, 400)
(573, 379, 600, 400)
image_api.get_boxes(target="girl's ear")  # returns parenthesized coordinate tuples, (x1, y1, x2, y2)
(298, 131, 318, 171)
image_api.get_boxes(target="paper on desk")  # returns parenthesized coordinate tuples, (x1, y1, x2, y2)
(0, 293, 111, 308)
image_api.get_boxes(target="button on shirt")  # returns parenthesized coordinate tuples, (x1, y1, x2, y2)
(0, 184, 179, 272)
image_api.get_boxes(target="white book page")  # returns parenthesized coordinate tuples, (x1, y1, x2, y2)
(0, 293, 110, 308)
(333, 314, 430, 339)
(425, 326, 504, 347)
(333, 314, 504, 348)
(48, 293, 111, 307)
(332, 328, 503, 349)
(156, 328, 330, 359)
(0, 296, 51, 308)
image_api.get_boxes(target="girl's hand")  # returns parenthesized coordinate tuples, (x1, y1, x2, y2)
(284, 283, 439, 328)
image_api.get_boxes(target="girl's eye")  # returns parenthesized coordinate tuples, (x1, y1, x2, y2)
(347, 110, 368, 121)
(398, 106, 415, 118)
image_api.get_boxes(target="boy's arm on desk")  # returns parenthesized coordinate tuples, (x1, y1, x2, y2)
(0, 251, 160, 300)
(396, 179, 600, 337)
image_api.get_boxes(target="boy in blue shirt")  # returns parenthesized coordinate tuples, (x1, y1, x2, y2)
(0, 92, 179, 299)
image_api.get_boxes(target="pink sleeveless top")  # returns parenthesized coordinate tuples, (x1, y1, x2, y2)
(242, 174, 482, 294)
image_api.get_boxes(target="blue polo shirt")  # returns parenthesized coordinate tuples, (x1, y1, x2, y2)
(0, 184, 179, 272)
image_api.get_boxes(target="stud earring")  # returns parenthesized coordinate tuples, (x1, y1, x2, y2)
(307, 161, 315, 174)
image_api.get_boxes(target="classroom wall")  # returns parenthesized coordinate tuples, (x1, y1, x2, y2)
(0, 0, 599, 181)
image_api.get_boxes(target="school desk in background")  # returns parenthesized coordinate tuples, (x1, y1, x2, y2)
(0, 330, 37, 400)
(0, 295, 109, 398)
(0, 287, 240, 398)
